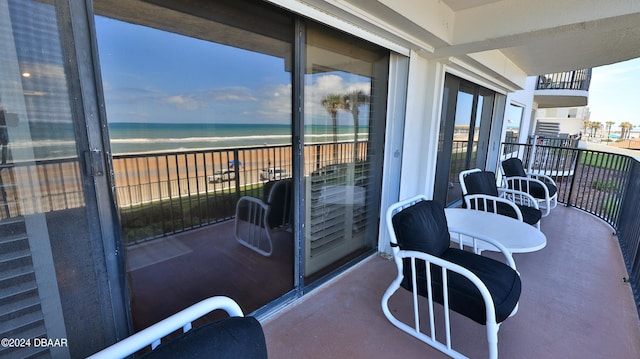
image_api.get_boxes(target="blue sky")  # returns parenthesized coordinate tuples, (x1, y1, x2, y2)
(97, 15, 637, 131)
(95, 16, 370, 127)
(96, 16, 293, 125)
(588, 57, 640, 128)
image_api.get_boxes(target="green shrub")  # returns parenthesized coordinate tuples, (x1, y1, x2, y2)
(590, 179, 620, 192)
(120, 183, 265, 244)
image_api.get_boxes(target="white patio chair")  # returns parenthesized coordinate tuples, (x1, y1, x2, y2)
(459, 168, 542, 229)
(87, 296, 266, 359)
(501, 157, 558, 217)
(382, 195, 521, 359)
(234, 178, 293, 256)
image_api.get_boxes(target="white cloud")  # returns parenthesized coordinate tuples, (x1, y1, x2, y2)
(166, 95, 201, 110)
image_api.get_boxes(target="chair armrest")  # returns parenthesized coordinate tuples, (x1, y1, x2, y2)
(497, 188, 540, 209)
(464, 193, 525, 221)
(448, 229, 517, 270)
(235, 196, 274, 256)
(503, 176, 550, 198)
(88, 297, 244, 359)
(395, 249, 499, 324)
(526, 171, 557, 186)
(235, 196, 269, 224)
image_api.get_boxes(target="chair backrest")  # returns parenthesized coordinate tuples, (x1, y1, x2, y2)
(391, 199, 450, 257)
(140, 317, 267, 359)
(502, 158, 527, 177)
(87, 296, 267, 359)
(462, 170, 499, 197)
(264, 178, 293, 228)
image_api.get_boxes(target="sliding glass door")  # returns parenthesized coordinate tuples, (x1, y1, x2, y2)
(95, 0, 295, 329)
(302, 22, 388, 281)
(434, 74, 495, 206)
(93, 0, 390, 327)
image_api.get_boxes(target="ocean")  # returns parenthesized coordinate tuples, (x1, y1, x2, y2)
(108, 122, 367, 154)
(8, 122, 367, 160)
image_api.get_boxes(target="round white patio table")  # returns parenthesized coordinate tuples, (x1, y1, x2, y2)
(444, 208, 547, 253)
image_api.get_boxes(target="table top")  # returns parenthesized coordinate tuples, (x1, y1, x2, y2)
(444, 208, 547, 253)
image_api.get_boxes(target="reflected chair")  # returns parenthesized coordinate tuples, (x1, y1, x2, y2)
(234, 178, 293, 256)
(460, 168, 542, 229)
(382, 196, 521, 359)
(501, 157, 558, 217)
(88, 296, 267, 359)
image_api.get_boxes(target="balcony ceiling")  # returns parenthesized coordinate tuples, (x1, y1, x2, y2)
(308, 0, 640, 75)
(95, 0, 640, 77)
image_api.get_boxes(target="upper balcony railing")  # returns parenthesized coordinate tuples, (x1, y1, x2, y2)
(536, 69, 592, 91)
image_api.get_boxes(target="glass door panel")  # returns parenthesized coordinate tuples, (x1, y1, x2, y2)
(0, 0, 120, 356)
(435, 75, 496, 206)
(472, 88, 495, 169)
(303, 22, 388, 281)
(94, 0, 294, 329)
(448, 83, 475, 203)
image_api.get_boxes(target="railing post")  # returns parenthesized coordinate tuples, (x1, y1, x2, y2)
(233, 148, 241, 200)
(566, 149, 582, 207)
(315, 145, 321, 170)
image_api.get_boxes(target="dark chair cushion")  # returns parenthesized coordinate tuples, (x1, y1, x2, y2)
(508, 180, 557, 200)
(502, 158, 558, 199)
(502, 158, 527, 177)
(468, 200, 541, 225)
(400, 248, 521, 324)
(392, 200, 521, 325)
(392, 200, 450, 257)
(140, 317, 267, 359)
(463, 171, 499, 197)
(265, 179, 293, 228)
(463, 170, 542, 225)
(497, 202, 541, 225)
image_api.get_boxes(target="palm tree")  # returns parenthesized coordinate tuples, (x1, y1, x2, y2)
(620, 122, 633, 139)
(605, 121, 615, 138)
(321, 94, 345, 162)
(343, 90, 370, 163)
(582, 119, 591, 135)
(590, 121, 602, 137)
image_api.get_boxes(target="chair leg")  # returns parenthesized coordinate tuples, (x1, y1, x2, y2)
(487, 322, 499, 359)
(539, 198, 551, 217)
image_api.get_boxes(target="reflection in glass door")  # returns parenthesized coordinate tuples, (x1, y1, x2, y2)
(94, 1, 295, 330)
(1, 0, 125, 356)
(434, 74, 495, 206)
(303, 22, 389, 281)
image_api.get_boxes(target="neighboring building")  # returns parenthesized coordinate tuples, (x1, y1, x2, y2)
(535, 106, 591, 137)
(1, 1, 640, 357)
(504, 70, 591, 143)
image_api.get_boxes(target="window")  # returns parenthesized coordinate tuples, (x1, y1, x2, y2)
(506, 103, 524, 143)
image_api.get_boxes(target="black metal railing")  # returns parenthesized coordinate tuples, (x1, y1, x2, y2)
(112, 141, 367, 243)
(0, 157, 84, 219)
(0, 140, 368, 245)
(501, 142, 640, 316)
(536, 69, 592, 91)
(2, 138, 639, 314)
(616, 160, 640, 314)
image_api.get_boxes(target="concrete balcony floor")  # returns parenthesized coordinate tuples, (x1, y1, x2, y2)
(262, 205, 640, 358)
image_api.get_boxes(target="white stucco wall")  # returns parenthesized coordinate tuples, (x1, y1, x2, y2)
(503, 76, 537, 143)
